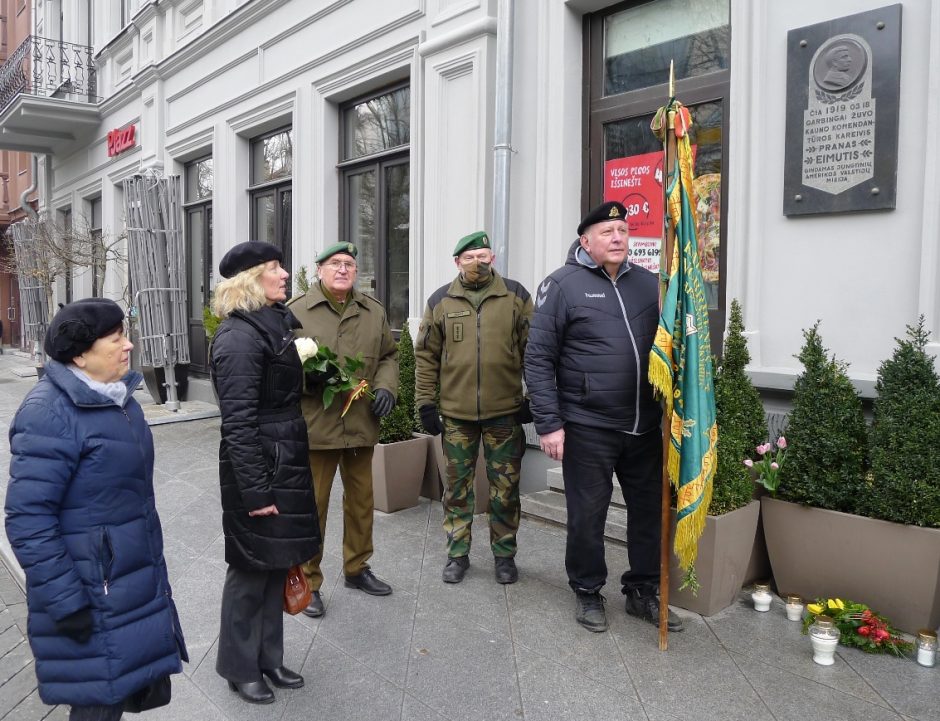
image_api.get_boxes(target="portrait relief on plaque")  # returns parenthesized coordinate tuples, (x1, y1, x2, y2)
(802, 33, 875, 195)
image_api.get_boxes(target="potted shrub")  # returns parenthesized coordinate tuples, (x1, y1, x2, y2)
(372, 320, 427, 512)
(668, 299, 766, 615)
(762, 320, 940, 633)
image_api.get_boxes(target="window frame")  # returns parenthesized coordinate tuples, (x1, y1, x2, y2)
(248, 126, 293, 278)
(184, 155, 213, 376)
(338, 83, 410, 332)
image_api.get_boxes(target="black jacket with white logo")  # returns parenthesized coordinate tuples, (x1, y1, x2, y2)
(525, 240, 662, 436)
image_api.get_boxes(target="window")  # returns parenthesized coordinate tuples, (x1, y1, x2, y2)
(59, 207, 72, 303)
(249, 128, 292, 277)
(185, 156, 213, 375)
(89, 197, 104, 297)
(588, 0, 729, 350)
(339, 85, 410, 331)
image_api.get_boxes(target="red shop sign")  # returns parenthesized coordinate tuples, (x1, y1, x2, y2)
(107, 125, 136, 157)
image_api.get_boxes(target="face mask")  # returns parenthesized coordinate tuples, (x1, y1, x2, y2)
(462, 260, 492, 285)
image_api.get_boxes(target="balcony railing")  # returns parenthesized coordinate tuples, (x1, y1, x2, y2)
(0, 35, 98, 113)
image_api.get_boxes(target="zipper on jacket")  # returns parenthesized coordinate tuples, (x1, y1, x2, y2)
(100, 528, 114, 595)
(476, 306, 483, 419)
(611, 279, 642, 434)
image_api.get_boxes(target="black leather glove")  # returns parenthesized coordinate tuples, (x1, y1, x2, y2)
(371, 388, 396, 418)
(515, 398, 533, 425)
(56, 607, 93, 643)
(304, 365, 338, 392)
(419, 404, 444, 436)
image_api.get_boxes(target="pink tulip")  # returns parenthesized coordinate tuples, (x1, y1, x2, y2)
(777, 436, 787, 449)
(743, 459, 754, 468)
(757, 443, 770, 455)
(770, 462, 779, 470)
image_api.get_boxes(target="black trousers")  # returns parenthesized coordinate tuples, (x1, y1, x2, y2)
(216, 565, 287, 683)
(561, 422, 662, 594)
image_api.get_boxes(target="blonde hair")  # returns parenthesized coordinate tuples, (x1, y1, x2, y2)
(212, 263, 268, 318)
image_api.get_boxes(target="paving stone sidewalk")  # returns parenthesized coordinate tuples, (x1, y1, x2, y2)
(0, 351, 936, 720)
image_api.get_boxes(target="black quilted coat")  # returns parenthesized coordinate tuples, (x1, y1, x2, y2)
(210, 303, 320, 570)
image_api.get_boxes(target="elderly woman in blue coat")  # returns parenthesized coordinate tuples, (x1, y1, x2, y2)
(5, 298, 188, 721)
(210, 241, 320, 705)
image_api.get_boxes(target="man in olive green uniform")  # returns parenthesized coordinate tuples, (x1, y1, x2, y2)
(415, 231, 533, 584)
(288, 242, 399, 617)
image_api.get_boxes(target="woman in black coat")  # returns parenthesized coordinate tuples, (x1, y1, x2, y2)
(210, 241, 320, 705)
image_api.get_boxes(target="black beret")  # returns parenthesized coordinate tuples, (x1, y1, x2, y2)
(316, 242, 358, 264)
(218, 241, 283, 279)
(44, 298, 125, 363)
(577, 201, 628, 236)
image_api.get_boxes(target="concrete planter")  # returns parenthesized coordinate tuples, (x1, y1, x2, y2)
(762, 497, 940, 634)
(415, 433, 444, 501)
(371, 436, 427, 513)
(431, 433, 490, 514)
(668, 500, 761, 616)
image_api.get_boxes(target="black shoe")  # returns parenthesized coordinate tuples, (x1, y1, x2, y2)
(344, 569, 392, 596)
(262, 666, 304, 689)
(494, 557, 518, 584)
(442, 556, 470, 583)
(227, 679, 275, 704)
(302, 591, 324, 618)
(575, 591, 608, 633)
(624, 586, 684, 632)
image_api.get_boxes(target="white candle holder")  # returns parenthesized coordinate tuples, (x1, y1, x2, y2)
(751, 582, 772, 612)
(809, 615, 840, 665)
(785, 594, 804, 621)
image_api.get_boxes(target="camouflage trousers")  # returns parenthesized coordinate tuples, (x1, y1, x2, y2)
(441, 415, 524, 558)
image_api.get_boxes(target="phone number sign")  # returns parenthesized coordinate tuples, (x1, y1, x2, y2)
(603, 150, 665, 272)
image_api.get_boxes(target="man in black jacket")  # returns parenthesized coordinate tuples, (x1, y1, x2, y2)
(525, 200, 682, 634)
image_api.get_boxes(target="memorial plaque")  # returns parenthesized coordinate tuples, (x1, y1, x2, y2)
(783, 5, 901, 216)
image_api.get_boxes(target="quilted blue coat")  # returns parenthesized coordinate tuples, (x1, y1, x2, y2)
(5, 360, 187, 706)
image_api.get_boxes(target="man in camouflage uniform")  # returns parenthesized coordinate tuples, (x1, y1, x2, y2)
(415, 231, 533, 584)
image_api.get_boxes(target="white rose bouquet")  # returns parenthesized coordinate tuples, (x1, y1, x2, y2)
(294, 337, 373, 416)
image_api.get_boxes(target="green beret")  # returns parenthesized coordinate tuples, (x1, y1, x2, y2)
(577, 201, 628, 236)
(452, 231, 490, 257)
(316, 242, 358, 264)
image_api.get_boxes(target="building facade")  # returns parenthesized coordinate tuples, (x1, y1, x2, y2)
(0, 0, 36, 349)
(1, 0, 937, 433)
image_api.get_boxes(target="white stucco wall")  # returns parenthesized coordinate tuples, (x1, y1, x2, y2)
(727, 0, 940, 395)
(36, 0, 940, 398)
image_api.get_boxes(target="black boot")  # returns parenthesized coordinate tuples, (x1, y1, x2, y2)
(442, 555, 470, 583)
(624, 584, 684, 632)
(574, 591, 608, 632)
(227, 679, 275, 704)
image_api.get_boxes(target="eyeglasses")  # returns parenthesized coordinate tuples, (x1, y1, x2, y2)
(323, 260, 357, 271)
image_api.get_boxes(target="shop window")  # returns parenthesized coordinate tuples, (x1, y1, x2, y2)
(588, 0, 729, 350)
(339, 84, 410, 331)
(89, 197, 104, 297)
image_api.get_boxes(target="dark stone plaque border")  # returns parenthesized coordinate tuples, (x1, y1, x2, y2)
(783, 4, 901, 216)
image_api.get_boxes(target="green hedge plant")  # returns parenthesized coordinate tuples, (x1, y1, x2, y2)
(777, 322, 867, 512)
(866, 316, 940, 527)
(379, 320, 417, 444)
(711, 299, 766, 514)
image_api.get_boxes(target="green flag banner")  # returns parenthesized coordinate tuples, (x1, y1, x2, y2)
(649, 101, 718, 576)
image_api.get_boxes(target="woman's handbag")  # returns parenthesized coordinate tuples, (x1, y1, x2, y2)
(283, 564, 311, 615)
(123, 675, 171, 713)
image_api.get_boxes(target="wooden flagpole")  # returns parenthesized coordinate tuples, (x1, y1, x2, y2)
(658, 61, 678, 652)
